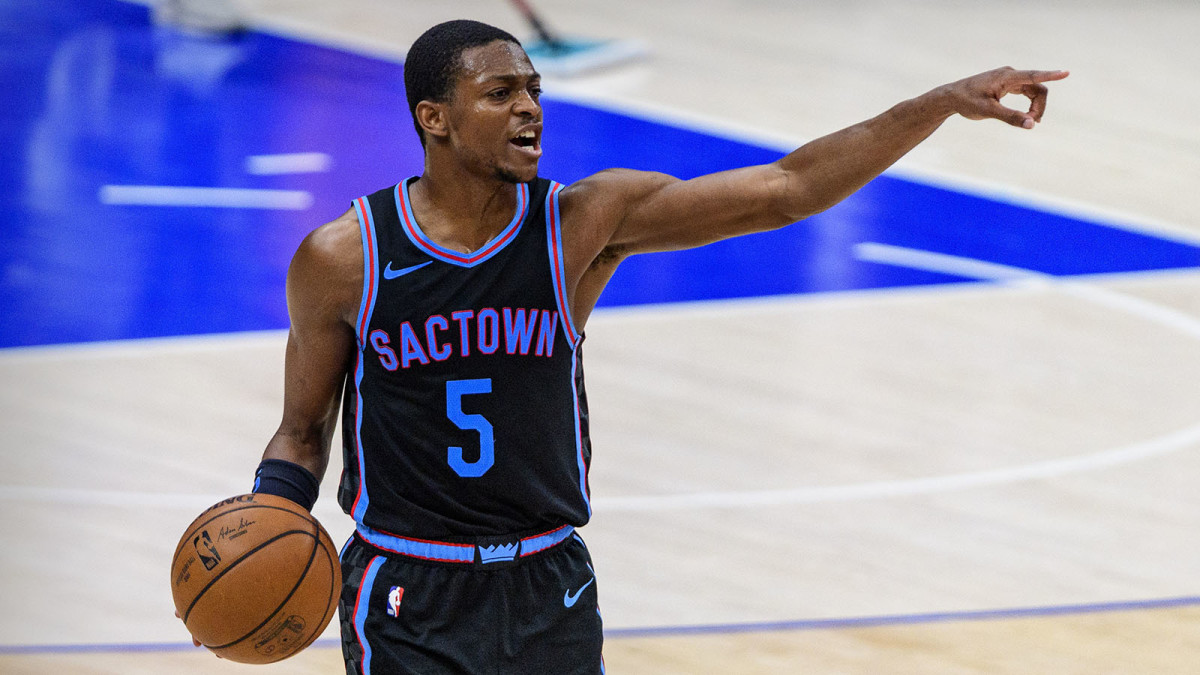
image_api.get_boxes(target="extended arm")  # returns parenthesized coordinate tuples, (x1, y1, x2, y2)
(573, 67, 1069, 257)
(556, 67, 1067, 326)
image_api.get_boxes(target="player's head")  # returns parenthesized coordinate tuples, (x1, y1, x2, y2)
(405, 20, 542, 183)
(404, 20, 525, 145)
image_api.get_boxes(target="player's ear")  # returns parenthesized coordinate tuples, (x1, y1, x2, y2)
(416, 100, 449, 141)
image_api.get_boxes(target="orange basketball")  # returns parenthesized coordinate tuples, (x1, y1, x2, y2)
(170, 493, 342, 664)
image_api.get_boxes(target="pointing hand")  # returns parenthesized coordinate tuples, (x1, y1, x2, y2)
(940, 67, 1069, 129)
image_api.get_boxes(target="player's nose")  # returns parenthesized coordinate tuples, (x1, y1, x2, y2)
(513, 90, 540, 116)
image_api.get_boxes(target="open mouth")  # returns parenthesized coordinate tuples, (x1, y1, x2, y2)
(510, 129, 539, 150)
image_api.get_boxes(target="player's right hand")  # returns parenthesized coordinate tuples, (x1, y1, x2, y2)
(939, 67, 1069, 129)
(175, 609, 219, 655)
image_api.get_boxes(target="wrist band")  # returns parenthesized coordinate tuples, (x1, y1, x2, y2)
(253, 459, 320, 511)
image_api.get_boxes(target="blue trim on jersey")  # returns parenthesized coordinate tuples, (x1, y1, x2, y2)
(394, 178, 530, 267)
(545, 181, 581, 345)
(353, 196, 381, 344)
(355, 523, 577, 563)
(353, 555, 385, 675)
(357, 524, 476, 563)
(519, 524, 575, 556)
(570, 347, 592, 517)
(545, 182, 591, 515)
(351, 196, 381, 523)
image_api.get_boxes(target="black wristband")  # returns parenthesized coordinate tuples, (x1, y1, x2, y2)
(253, 459, 320, 511)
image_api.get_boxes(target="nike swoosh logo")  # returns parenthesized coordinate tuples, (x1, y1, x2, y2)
(383, 260, 433, 280)
(563, 578, 595, 608)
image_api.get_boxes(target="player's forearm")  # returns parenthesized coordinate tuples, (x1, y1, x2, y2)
(773, 89, 954, 220)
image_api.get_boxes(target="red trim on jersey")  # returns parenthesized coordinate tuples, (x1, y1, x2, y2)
(547, 182, 580, 344)
(395, 181, 529, 266)
(352, 556, 382, 659)
(370, 529, 475, 551)
(355, 196, 378, 341)
(357, 525, 476, 563)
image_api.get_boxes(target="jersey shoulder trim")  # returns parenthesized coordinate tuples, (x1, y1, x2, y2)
(545, 180, 581, 345)
(352, 194, 383, 344)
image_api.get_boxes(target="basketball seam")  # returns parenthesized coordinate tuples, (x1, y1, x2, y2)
(283, 523, 340, 658)
(172, 502, 306, 562)
(206, 521, 322, 651)
(182, 528, 314, 625)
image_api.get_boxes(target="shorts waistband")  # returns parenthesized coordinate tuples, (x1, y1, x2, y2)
(354, 523, 576, 567)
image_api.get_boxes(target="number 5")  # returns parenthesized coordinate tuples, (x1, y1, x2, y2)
(446, 378, 494, 477)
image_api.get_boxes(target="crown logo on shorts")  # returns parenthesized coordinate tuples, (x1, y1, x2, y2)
(478, 542, 519, 564)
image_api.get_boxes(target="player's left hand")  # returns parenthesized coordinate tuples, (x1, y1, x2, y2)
(939, 67, 1069, 129)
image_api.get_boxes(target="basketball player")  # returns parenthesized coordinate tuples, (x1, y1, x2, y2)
(197, 19, 1066, 674)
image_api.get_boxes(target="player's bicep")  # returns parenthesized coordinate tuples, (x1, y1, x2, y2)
(266, 217, 362, 472)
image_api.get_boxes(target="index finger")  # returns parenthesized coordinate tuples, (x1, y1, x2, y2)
(1019, 69, 1070, 83)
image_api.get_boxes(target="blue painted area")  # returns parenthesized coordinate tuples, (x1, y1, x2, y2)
(3, 595, 1197, 653)
(2, 1, 421, 347)
(3, 0, 1199, 348)
(604, 595, 1200, 638)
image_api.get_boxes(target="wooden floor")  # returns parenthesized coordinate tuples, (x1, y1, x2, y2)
(3, 0, 1200, 672)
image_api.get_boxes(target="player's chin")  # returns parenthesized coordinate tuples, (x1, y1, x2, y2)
(498, 142, 541, 182)
(495, 161, 539, 184)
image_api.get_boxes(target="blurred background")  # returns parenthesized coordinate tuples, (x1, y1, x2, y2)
(2, 1, 1199, 672)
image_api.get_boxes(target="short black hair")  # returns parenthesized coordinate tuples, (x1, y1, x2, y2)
(404, 20, 522, 145)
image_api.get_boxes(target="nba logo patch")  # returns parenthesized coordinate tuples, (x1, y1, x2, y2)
(386, 586, 404, 617)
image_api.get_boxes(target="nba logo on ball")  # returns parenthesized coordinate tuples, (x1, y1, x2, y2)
(387, 586, 404, 617)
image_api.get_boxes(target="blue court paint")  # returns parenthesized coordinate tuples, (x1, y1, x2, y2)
(3, 0, 1200, 348)
(4, 595, 1197, 654)
(603, 595, 1200, 638)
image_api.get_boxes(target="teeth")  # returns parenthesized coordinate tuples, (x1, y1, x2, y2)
(517, 130, 535, 139)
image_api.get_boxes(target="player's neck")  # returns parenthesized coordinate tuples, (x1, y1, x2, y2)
(409, 166, 520, 254)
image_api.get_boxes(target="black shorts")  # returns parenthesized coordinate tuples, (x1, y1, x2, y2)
(338, 527, 604, 674)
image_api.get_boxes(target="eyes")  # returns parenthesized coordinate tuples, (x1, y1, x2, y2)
(487, 85, 542, 103)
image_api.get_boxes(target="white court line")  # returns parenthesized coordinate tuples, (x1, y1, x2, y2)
(600, 244, 1200, 512)
(544, 84, 1200, 249)
(854, 242, 1049, 284)
(0, 486, 227, 509)
(0, 329, 288, 363)
(856, 242, 1200, 340)
(98, 185, 313, 210)
(4, 246, 1198, 512)
(245, 152, 332, 175)
(122, 0, 1200, 247)
(5, 420, 1200, 511)
(596, 422, 1200, 512)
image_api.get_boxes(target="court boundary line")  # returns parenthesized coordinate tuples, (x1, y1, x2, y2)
(98, 185, 313, 210)
(856, 242, 1200, 340)
(3, 264, 1198, 358)
(7, 414, 1199, 512)
(604, 595, 1200, 638)
(3, 596, 1196, 655)
(543, 75, 1200, 250)
(4, 249, 1199, 512)
(117, 0, 1200, 248)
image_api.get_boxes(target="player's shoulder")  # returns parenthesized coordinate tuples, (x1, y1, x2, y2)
(562, 168, 673, 201)
(288, 208, 363, 303)
(296, 208, 361, 267)
(558, 168, 675, 224)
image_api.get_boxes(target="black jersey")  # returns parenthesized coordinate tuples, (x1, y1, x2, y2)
(337, 177, 592, 540)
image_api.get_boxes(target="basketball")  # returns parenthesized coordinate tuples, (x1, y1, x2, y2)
(170, 493, 342, 664)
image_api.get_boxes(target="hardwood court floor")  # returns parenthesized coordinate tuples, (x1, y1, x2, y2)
(3, 0, 1200, 673)
(5, 607, 1200, 674)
